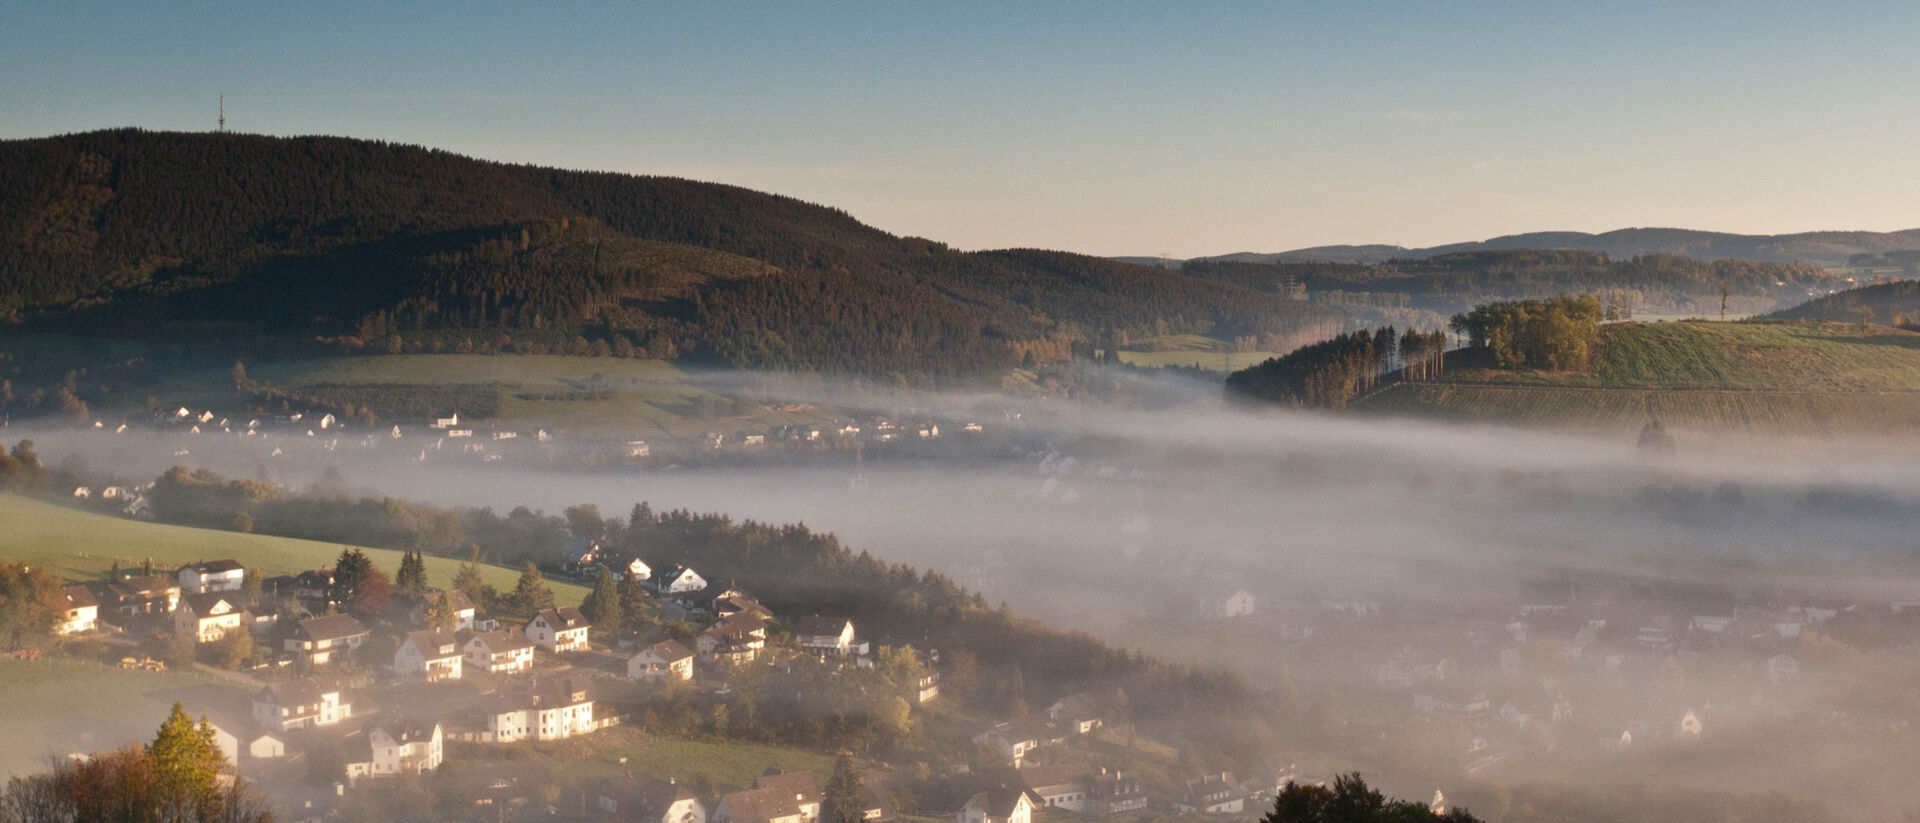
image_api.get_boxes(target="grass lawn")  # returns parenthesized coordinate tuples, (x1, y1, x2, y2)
(1110, 334, 1282, 373)
(0, 657, 251, 777)
(0, 494, 586, 605)
(1447, 321, 1920, 392)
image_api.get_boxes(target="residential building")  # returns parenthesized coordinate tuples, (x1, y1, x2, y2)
(955, 788, 1035, 823)
(251, 680, 352, 732)
(651, 566, 709, 596)
(285, 614, 369, 665)
(409, 589, 477, 631)
(58, 586, 98, 635)
(628, 639, 696, 681)
(101, 574, 180, 617)
(973, 714, 1067, 767)
(1018, 765, 1092, 813)
(715, 787, 806, 823)
(525, 606, 591, 652)
(483, 675, 595, 742)
(346, 720, 443, 780)
(597, 775, 707, 823)
(793, 616, 868, 657)
(177, 559, 246, 594)
(394, 630, 463, 682)
(561, 539, 603, 574)
(464, 630, 536, 674)
(698, 614, 769, 665)
(174, 592, 247, 643)
(752, 770, 821, 823)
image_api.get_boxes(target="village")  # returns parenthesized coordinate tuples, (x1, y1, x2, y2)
(32, 528, 1320, 823)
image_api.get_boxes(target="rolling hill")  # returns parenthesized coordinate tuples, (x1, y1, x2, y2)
(1177, 227, 1920, 267)
(0, 129, 1340, 379)
(1351, 321, 1920, 434)
(0, 493, 586, 605)
(1768, 279, 1920, 326)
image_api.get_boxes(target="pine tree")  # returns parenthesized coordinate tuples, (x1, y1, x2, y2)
(331, 547, 374, 605)
(431, 590, 458, 634)
(822, 754, 866, 823)
(511, 562, 555, 616)
(617, 573, 651, 631)
(582, 566, 622, 631)
(149, 703, 224, 818)
(396, 548, 427, 599)
(453, 544, 486, 600)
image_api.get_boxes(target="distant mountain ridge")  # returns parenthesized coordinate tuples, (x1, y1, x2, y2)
(1156, 228, 1920, 267)
(0, 128, 1340, 378)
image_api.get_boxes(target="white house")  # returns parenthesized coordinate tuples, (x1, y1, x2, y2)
(181, 560, 252, 591)
(483, 675, 595, 742)
(394, 630, 463, 683)
(465, 630, 536, 674)
(973, 714, 1067, 767)
(698, 614, 769, 665)
(525, 606, 591, 652)
(205, 716, 287, 769)
(651, 565, 708, 596)
(793, 616, 867, 657)
(622, 557, 653, 583)
(956, 788, 1035, 823)
(251, 680, 351, 733)
(1200, 589, 1255, 619)
(58, 586, 98, 635)
(174, 592, 247, 643)
(346, 720, 443, 780)
(410, 589, 477, 631)
(628, 639, 696, 682)
(285, 614, 369, 666)
(432, 412, 460, 429)
(598, 776, 707, 823)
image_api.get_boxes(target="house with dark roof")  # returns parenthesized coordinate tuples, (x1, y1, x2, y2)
(409, 589, 477, 631)
(714, 786, 806, 823)
(525, 606, 591, 652)
(561, 538, 604, 575)
(251, 679, 351, 732)
(100, 573, 180, 618)
(482, 675, 596, 742)
(793, 616, 868, 657)
(698, 613, 769, 665)
(58, 586, 98, 635)
(464, 630, 536, 673)
(177, 559, 246, 594)
(597, 775, 707, 823)
(344, 719, 443, 780)
(752, 770, 821, 823)
(286, 614, 369, 665)
(973, 714, 1068, 767)
(628, 639, 696, 681)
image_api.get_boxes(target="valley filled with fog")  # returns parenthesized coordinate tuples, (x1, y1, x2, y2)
(18, 370, 1920, 817)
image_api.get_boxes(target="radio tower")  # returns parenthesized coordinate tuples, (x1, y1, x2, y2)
(218, 94, 226, 133)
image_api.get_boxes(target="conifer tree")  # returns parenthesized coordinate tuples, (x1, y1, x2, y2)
(453, 544, 486, 600)
(511, 562, 555, 615)
(148, 703, 224, 818)
(431, 590, 458, 634)
(582, 566, 622, 630)
(822, 754, 866, 823)
(396, 548, 428, 599)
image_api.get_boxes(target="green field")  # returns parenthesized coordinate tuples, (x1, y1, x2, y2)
(0, 657, 250, 777)
(1111, 334, 1282, 372)
(160, 354, 848, 436)
(0, 494, 586, 606)
(1356, 321, 1920, 433)
(1450, 321, 1920, 391)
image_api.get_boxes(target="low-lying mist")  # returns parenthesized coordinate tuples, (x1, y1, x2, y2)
(16, 368, 1920, 817)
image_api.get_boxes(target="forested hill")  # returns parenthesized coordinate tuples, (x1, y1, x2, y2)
(0, 128, 1339, 378)
(1768, 279, 1920, 326)
(1185, 227, 1920, 267)
(1179, 249, 1840, 319)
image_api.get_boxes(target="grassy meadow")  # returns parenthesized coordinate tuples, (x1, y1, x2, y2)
(1111, 333, 1283, 372)
(0, 657, 252, 777)
(1358, 321, 1920, 433)
(0, 494, 586, 605)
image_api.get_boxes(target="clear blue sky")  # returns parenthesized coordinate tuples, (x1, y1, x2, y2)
(5, 1, 1918, 257)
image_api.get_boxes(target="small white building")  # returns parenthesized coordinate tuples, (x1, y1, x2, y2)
(346, 720, 443, 780)
(525, 606, 591, 652)
(57, 586, 98, 635)
(957, 788, 1035, 823)
(627, 639, 696, 682)
(651, 565, 708, 596)
(174, 592, 247, 643)
(252, 680, 351, 733)
(793, 616, 867, 657)
(177, 559, 247, 594)
(394, 630, 463, 683)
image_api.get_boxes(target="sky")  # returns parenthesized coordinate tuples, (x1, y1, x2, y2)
(5, 1, 1919, 257)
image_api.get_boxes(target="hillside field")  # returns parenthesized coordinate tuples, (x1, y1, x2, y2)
(0, 494, 586, 605)
(153, 354, 849, 436)
(1356, 321, 1920, 433)
(0, 657, 251, 778)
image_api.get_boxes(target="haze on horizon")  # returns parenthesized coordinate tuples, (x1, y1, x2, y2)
(7, 1, 1920, 258)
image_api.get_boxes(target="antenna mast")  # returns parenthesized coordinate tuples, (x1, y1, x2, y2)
(219, 94, 226, 132)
